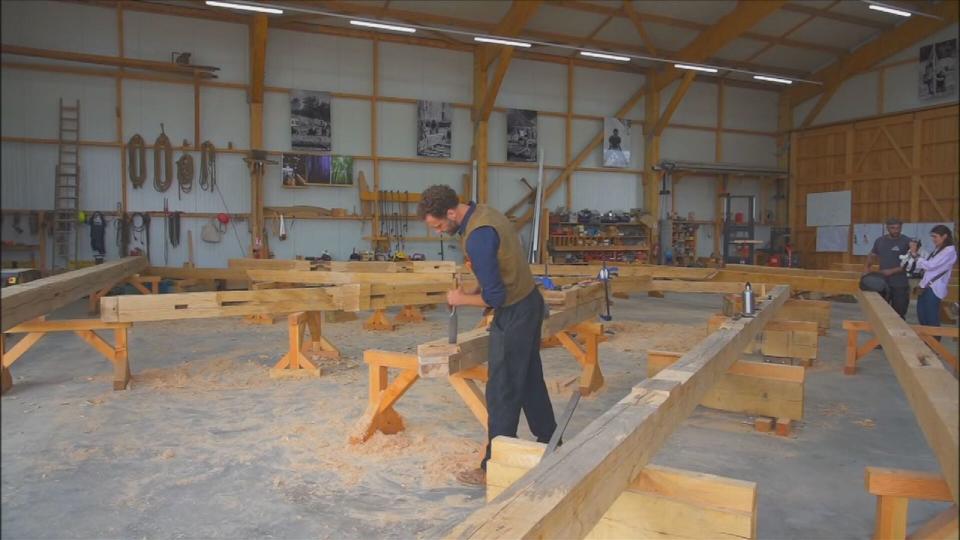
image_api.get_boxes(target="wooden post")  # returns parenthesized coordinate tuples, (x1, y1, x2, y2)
(565, 58, 573, 209)
(371, 37, 382, 252)
(473, 48, 489, 204)
(116, 2, 127, 215)
(644, 68, 660, 251)
(248, 13, 267, 257)
(113, 326, 130, 390)
(349, 350, 419, 444)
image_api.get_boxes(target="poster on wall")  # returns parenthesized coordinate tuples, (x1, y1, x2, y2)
(816, 225, 849, 253)
(290, 89, 332, 151)
(852, 223, 884, 256)
(602, 117, 632, 168)
(417, 101, 452, 158)
(506, 109, 538, 162)
(282, 154, 353, 186)
(919, 38, 957, 100)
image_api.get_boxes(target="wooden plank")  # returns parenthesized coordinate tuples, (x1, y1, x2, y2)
(100, 285, 363, 322)
(1, 256, 147, 332)
(647, 351, 804, 420)
(448, 286, 789, 538)
(322, 261, 456, 273)
(865, 467, 953, 502)
(147, 266, 250, 281)
(247, 269, 453, 286)
(858, 292, 959, 504)
(485, 437, 757, 539)
(1, 44, 218, 78)
(418, 298, 603, 377)
(228, 258, 311, 271)
(8, 319, 132, 332)
(909, 505, 959, 540)
(776, 299, 831, 334)
(715, 269, 859, 295)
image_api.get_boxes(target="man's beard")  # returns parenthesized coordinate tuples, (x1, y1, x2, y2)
(444, 219, 460, 235)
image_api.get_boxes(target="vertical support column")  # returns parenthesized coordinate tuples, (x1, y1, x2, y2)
(873, 496, 909, 540)
(715, 174, 727, 259)
(788, 132, 799, 238)
(113, 327, 130, 390)
(643, 69, 660, 252)
(565, 59, 574, 210)
(371, 37, 382, 251)
(715, 79, 724, 162)
(910, 115, 921, 222)
(843, 126, 855, 264)
(116, 3, 127, 216)
(473, 49, 489, 204)
(248, 13, 267, 258)
(776, 95, 792, 226)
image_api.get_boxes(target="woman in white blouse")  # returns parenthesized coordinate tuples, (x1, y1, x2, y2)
(910, 224, 957, 327)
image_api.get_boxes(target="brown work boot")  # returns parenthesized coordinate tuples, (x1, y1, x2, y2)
(456, 467, 486, 486)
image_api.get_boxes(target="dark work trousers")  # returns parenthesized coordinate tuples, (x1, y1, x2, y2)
(481, 287, 557, 469)
(885, 285, 910, 319)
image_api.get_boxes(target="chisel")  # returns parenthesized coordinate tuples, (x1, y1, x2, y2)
(448, 274, 460, 344)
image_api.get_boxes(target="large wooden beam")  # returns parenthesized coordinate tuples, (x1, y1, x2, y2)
(858, 292, 959, 504)
(0, 44, 218, 78)
(418, 296, 603, 377)
(100, 285, 363, 322)
(447, 286, 789, 538)
(784, 1, 959, 108)
(1, 257, 147, 332)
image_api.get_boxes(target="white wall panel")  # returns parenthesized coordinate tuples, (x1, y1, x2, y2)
(1, 70, 116, 142)
(2, 143, 57, 210)
(815, 72, 876, 126)
(724, 86, 778, 132)
(571, 118, 602, 168)
(378, 101, 416, 158)
(125, 11, 248, 84)
(499, 59, 566, 114)
(573, 68, 645, 118)
(199, 87, 250, 150)
(266, 29, 372, 94)
(660, 128, 715, 163)
(80, 147, 121, 210)
(571, 173, 639, 211)
(673, 176, 715, 221)
(379, 44, 472, 103)
(662, 80, 717, 128)
(487, 110, 506, 164)
(1, 1, 116, 56)
(123, 80, 194, 144)
(721, 133, 778, 167)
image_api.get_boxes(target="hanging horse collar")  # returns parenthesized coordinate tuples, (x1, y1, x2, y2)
(153, 125, 173, 192)
(128, 134, 147, 188)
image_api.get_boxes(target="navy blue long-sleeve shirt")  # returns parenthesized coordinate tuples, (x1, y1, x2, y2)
(458, 203, 507, 308)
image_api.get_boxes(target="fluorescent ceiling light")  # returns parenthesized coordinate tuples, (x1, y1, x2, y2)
(350, 20, 416, 33)
(205, 1, 283, 14)
(674, 63, 718, 73)
(579, 51, 631, 62)
(867, 3, 911, 17)
(474, 36, 532, 48)
(753, 75, 793, 85)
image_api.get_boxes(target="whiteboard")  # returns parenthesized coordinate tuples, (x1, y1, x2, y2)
(816, 225, 849, 252)
(852, 223, 883, 256)
(806, 191, 851, 227)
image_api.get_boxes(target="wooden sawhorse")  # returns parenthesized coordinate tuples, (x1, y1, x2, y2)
(270, 311, 341, 377)
(348, 321, 605, 444)
(864, 467, 957, 539)
(2, 317, 132, 394)
(88, 274, 162, 315)
(843, 320, 958, 375)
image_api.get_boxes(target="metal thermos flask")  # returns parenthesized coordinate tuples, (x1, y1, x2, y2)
(742, 282, 754, 316)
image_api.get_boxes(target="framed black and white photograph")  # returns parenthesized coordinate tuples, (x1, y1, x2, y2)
(417, 100, 452, 158)
(506, 108, 538, 162)
(602, 117, 632, 168)
(290, 89, 332, 151)
(919, 38, 957, 100)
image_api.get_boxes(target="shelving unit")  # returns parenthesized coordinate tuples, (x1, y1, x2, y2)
(548, 218, 650, 263)
(668, 220, 699, 266)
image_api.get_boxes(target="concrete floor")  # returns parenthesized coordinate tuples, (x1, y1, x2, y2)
(1, 292, 955, 539)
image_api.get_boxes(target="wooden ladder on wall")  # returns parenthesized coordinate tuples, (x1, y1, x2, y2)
(53, 98, 80, 271)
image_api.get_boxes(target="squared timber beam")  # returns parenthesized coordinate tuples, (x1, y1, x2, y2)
(858, 292, 959, 504)
(447, 286, 790, 538)
(1, 256, 147, 332)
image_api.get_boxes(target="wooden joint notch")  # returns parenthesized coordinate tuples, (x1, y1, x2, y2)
(648, 350, 804, 422)
(487, 436, 758, 539)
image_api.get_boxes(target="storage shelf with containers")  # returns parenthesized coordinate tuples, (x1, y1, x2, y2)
(547, 210, 651, 264)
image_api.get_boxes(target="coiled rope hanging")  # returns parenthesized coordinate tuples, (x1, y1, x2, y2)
(176, 153, 194, 198)
(200, 140, 216, 192)
(153, 125, 173, 192)
(127, 134, 147, 188)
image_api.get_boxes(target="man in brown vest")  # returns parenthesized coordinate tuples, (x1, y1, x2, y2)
(417, 185, 557, 486)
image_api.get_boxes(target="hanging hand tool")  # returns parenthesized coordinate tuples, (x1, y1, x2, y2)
(598, 260, 615, 322)
(448, 274, 461, 344)
(163, 198, 170, 265)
